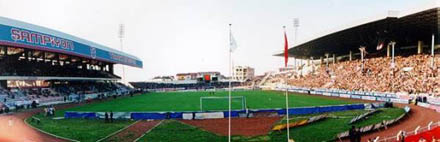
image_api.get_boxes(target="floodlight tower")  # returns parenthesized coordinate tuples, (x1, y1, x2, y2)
(119, 24, 126, 85)
(293, 18, 299, 42)
(293, 18, 299, 70)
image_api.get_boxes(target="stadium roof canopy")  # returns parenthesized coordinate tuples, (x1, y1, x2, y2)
(275, 3, 440, 59)
(0, 16, 142, 68)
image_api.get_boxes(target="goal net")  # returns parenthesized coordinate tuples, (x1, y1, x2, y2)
(200, 96, 246, 111)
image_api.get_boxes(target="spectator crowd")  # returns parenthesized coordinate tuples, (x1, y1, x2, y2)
(0, 82, 133, 115)
(288, 53, 440, 95)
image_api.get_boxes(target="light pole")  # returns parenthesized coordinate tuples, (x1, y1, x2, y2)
(293, 18, 299, 71)
(119, 24, 126, 85)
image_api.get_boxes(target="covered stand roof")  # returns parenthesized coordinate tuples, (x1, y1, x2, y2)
(276, 4, 440, 59)
(0, 16, 143, 68)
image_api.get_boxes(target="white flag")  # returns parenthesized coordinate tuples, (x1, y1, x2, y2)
(230, 32, 237, 52)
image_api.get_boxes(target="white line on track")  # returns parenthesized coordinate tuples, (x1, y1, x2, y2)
(96, 120, 140, 142)
(133, 120, 163, 142)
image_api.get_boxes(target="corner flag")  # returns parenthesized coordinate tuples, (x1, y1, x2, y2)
(230, 26, 237, 53)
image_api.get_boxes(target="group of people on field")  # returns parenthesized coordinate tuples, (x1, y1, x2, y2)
(44, 106, 56, 116)
(104, 111, 114, 123)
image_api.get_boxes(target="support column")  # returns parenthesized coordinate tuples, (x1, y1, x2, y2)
(110, 64, 114, 74)
(24, 49, 29, 61)
(390, 41, 396, 68)
(82, 59, 86, 71)
(320, 57, 323, 65)
(349, 51, 352, 61)
(360, 47, 365, 71)
(0, 80, 6, 89)
(432, 34, 435, 68)
(332, 54, 336, 64)
(387, 45, 391, 57)
(325, 53, 329, 67)
(418, 40, 423, 54)
(294, 58, 296, 70)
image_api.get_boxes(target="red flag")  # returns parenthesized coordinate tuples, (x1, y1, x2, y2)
(284, 29, 289, 67)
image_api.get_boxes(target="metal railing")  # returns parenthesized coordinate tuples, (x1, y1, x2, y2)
(376, 121, 440, 142)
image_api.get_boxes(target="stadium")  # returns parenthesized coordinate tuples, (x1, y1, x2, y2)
(2, 1, 440, 142)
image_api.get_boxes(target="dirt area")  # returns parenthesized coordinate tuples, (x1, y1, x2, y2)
(180, 117, 281, 137)
(105, 120, 161, 142)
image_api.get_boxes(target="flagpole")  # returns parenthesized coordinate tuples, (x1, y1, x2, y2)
(283, 26, 290, 142)
(228, 23, 232, 142)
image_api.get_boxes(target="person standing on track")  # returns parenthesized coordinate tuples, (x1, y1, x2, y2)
(349, 126, 356, 142)
(104, 112, 109, 123)
(355, 127, 361, 142)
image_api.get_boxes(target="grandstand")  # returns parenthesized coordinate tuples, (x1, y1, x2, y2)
(270, 4, 440, 141)
(0, 16, 142, 112)
(272, 6, 440, 95)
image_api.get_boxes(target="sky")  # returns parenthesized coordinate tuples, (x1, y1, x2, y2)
(0, 0, 436, 81)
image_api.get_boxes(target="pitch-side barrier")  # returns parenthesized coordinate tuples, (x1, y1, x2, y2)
(64, 103, 369, 120)
(274, 87, 409, 104)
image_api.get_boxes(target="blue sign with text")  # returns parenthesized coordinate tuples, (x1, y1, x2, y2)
(0, 24, 142, 68)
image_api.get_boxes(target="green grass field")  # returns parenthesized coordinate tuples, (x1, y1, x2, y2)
(27, 90, 390, 142)
(65, 90, 360, 112)
(27, 113, 134, 142)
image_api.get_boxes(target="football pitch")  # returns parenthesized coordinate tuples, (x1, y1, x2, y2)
(65, 90, 360, 112)
(26, 90, 406, 142)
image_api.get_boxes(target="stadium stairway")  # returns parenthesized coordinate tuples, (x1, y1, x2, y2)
(258, 72, 272, 86)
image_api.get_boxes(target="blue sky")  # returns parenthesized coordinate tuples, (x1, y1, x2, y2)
(0, 0, 435, 81)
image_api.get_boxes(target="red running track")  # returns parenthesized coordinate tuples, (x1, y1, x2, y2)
(0, 109, 66, 142)
(404, 127, 440, 142)
(342, 104, 440, 142)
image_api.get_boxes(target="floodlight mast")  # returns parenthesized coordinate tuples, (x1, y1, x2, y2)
(293, 18, 299, 70)
(293, 18, 299, 42)
(119, 24, 126, 85)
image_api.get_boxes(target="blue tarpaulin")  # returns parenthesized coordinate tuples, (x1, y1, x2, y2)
(64, 112, 97, 119)
(65, 104, 366, 120)
(169, 112, 183, 119)
(277, 104, 365, 115)
(223, 110, 246, 118)
(131, 112, 168, 120)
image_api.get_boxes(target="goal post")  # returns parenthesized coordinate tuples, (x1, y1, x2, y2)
(200, 96, 247, 111)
